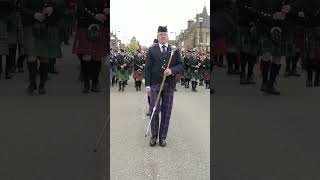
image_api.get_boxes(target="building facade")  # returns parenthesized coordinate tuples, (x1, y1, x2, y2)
(176, 6, 210, 52)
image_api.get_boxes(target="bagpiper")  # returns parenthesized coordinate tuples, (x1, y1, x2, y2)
(116, 49, 129, 91)
(133, 50, 145, 91)
(282, 0, 320, 87)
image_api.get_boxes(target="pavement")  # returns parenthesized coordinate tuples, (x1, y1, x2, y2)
(110, 80, 210, 180)
(212, 63, 320, 180)
(0, 43, 109, 180)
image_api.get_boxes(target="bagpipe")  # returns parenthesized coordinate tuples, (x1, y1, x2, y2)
(81, 4, 108, 41)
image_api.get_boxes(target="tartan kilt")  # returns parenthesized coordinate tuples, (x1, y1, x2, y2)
(22, 26, 62, 58)
(0, 20, 8, 55)
(225, 29, 239, 52)
(304, 28, 320, 59)
(133, 69, 144, 80)
(199, 69, 205, 79)
(117, 69, 129, 81)
(212, 38, 226, 56)
(175, 73, 181, 81)
(72, 27, 108, 59)
(204, 70, 211, 80)
(239, 27, 259, 55)
(184, 69, 192, 79)
(292, 26, 306, 53)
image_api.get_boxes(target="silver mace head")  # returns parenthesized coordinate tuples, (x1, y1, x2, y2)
(170, 46, 177, 56)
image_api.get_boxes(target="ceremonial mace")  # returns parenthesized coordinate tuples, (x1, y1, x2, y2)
(93, 115, 110, 152)
(144, 47, 177, 137)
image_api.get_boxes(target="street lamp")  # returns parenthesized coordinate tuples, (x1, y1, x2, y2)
(198, 16, 204, 48)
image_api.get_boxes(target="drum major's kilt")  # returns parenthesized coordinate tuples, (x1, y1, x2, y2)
(133, 69, 144, 80)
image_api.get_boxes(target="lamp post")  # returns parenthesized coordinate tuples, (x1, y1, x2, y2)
(198, 16, 204, 49)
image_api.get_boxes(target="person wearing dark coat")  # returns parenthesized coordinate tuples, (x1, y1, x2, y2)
(144, 26, 184, 147)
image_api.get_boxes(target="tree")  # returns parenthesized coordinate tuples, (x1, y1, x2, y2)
(127, 37, 139, 53)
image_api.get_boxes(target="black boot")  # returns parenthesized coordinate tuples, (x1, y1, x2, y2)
(5, 55, 13, 79)
(260, 61, 271, 92)
(0, 55, 2, 80)
(266, 63, 281, 95)
(314, 71, 320, 87)
(138, 81, 142, 91)
(194, 81, 198, 92)
(185, 79, 189, 88)
(306, 66, 313, 87)
(284, 56, 291, 77)
(181, 78, 185, 86)
(26, 61, 38, 94)
(314, 64, 320, 86)
(111, 76, 115, 87)
(48, 58, 58, 74)
(38, 62, 49, 95)
(17, 54, 26, 73)
(234, 63, 240, 74)
(247, 58, 256, 84)
(122, 81, 125, 91)
(240, 53, 248, 84)
(218, 55, 225, 68)
(226, 53, 234, 74)
(81, 60, 90, 93)
(118, 81, 122, 91)
(135, 80, 138, 91)
(191, 81, 195, 91)
(91, 61, 101, 92)
(291, 57, 301, 77)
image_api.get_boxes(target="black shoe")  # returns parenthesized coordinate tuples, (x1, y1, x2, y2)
(266, 84, 280, 95)
(38, 85, 46, 95)
(247, 76, 256, 84)
(260, 84, 267, 92)
(91, 81, 101, 92)
(82, 81, 90, 93)
(159, 138, 166, 147)
(17, 67, 24, 73)
(284, 70, 290, 77)
(5, 73, 12, 79)
(146, 112, 151, 116)
(150, 136, 157, 147)
(49, 69, 59, 74)
(240, 77, 248, 85)
(314, 81, 319, 87)
(26, 83, 37, 94)
(290, 70, 301, 77)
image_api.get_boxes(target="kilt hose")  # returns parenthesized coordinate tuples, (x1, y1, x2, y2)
(150, 83, 175, 139)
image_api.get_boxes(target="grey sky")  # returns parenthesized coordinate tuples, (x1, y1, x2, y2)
(110, 0, 210, 47)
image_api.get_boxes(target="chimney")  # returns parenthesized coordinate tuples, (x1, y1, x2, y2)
(188, 19, 193, 29)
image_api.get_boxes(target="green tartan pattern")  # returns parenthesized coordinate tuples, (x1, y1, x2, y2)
(117, 69, 129, 81)
(22, 26, 62, 58)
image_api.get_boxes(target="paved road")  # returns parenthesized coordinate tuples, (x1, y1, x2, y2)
(111, 80, 210, 180)
(0, 43, 109, 180)
(213, 64, 320, 180)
